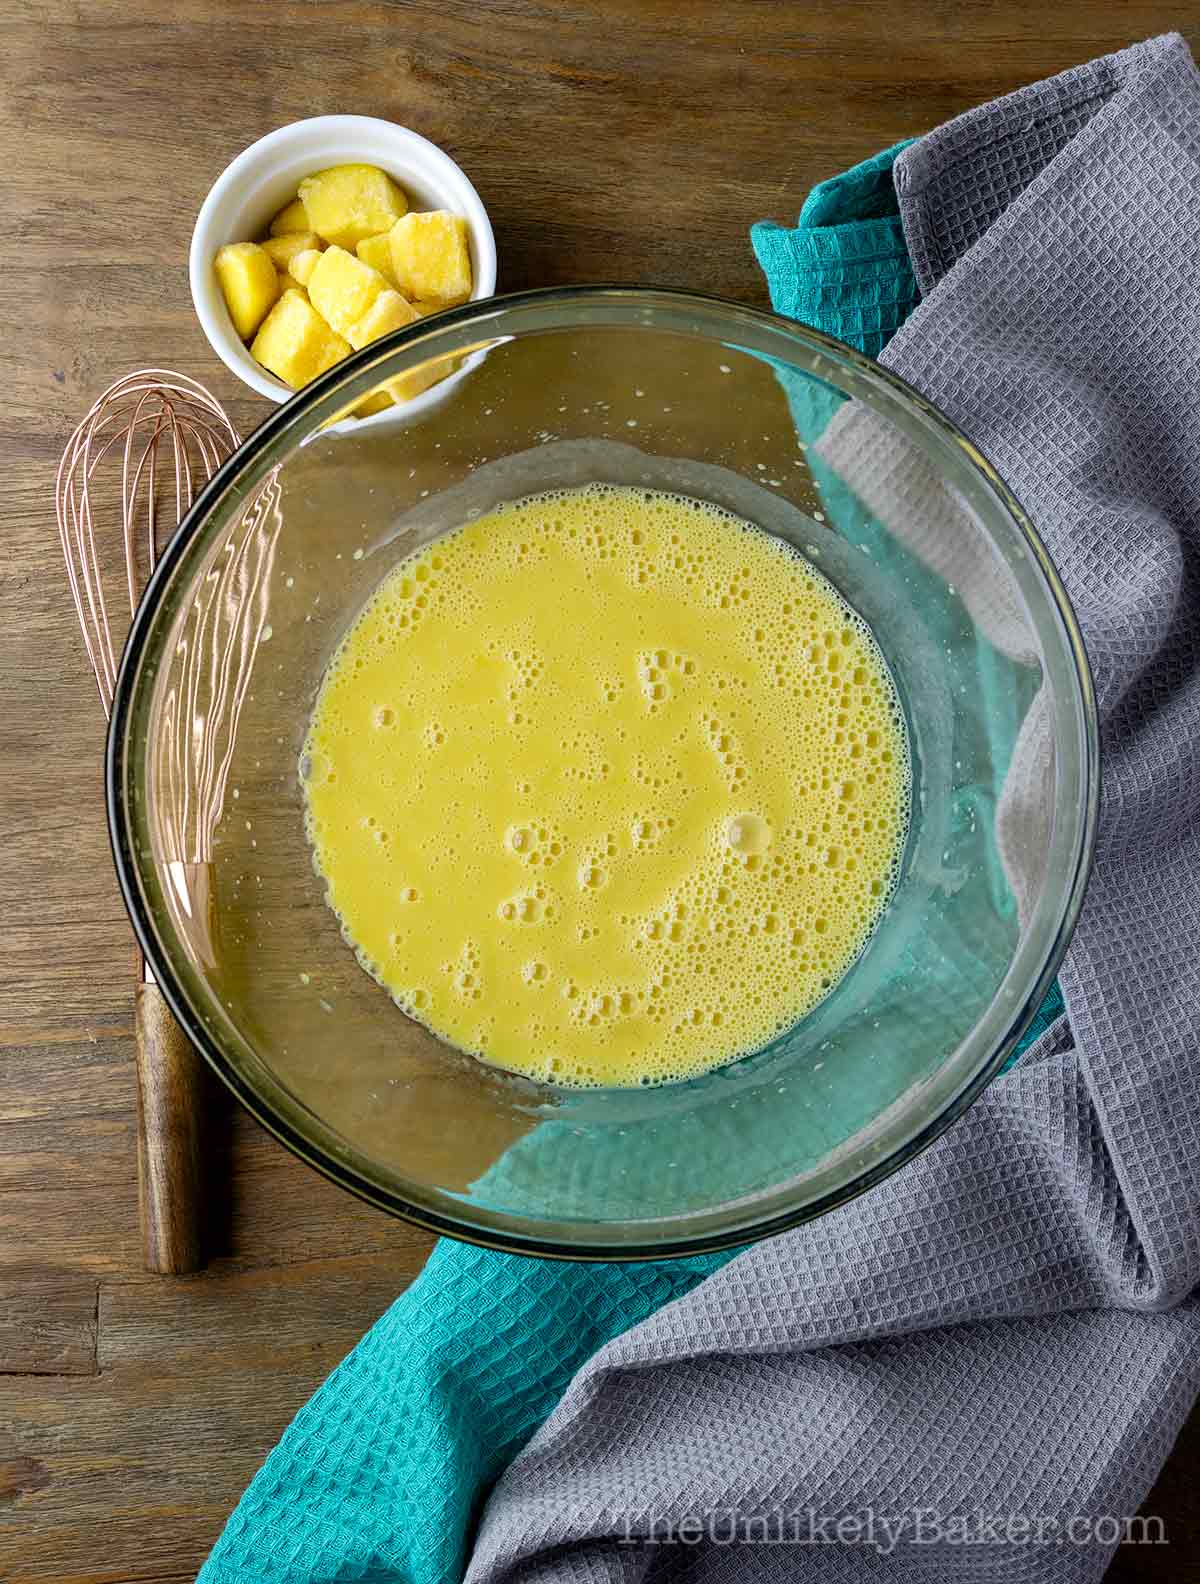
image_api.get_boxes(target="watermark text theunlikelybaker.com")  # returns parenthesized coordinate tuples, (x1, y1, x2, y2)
(618, 1508, 1167, 1556)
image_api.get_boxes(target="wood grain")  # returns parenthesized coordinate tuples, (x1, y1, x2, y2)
(0, 1278, 96, 1377)
(0, 1253, 427, 1584)
(2, 1, 1198, 1579)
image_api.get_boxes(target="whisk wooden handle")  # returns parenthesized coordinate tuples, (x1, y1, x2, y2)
(134, 982, 206, 1275)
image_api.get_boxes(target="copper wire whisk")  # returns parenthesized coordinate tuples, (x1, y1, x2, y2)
(56, 369, 241, 716)
(56, 369, 241, 1276)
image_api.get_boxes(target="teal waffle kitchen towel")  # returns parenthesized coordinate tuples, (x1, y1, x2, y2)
(200, 142, 1058, 1584)
(751, 139, 918, 353)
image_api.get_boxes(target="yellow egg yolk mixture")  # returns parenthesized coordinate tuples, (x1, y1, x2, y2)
(302, 485, 910, 1087)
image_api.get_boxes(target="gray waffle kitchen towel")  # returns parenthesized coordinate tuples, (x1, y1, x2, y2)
(464, 34, 1200, 1584)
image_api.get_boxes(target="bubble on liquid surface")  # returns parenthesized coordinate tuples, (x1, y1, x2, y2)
(726, 813, 771, 857)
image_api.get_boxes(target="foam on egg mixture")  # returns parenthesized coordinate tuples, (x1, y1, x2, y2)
(302, 484, 910, 1087)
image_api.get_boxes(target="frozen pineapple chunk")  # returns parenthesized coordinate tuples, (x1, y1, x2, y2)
(276, 273, 308, 304)
(308, 245, 390, 338)
(355, 232, 402, 290)
(288, 248, 323, 287)
(345, 290, 441, 405)
(387, 211, 472, 307)
(262, 231, 322, 271)
(345, 289, 430, 405)
(298, 164, 408, 251)
(356, 390, 396, 416)
(214, 243, 280, 340)
(345, 288, 421, 350)
(387, 361, 449, 402)
(251, 289, 351, 389)
(269, 198, 310, 237)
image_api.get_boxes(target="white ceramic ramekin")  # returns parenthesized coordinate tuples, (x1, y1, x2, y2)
(189, 115, 497, 426)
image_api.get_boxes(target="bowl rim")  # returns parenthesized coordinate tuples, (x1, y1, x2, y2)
(106, 284, 1100, 1261)
(188, 113, 498, 422)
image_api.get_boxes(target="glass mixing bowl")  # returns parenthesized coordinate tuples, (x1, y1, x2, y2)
(107, 287, 1098, 1259)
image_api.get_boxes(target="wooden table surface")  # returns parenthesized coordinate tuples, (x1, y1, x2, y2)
(4, 2, 1199, 1579)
